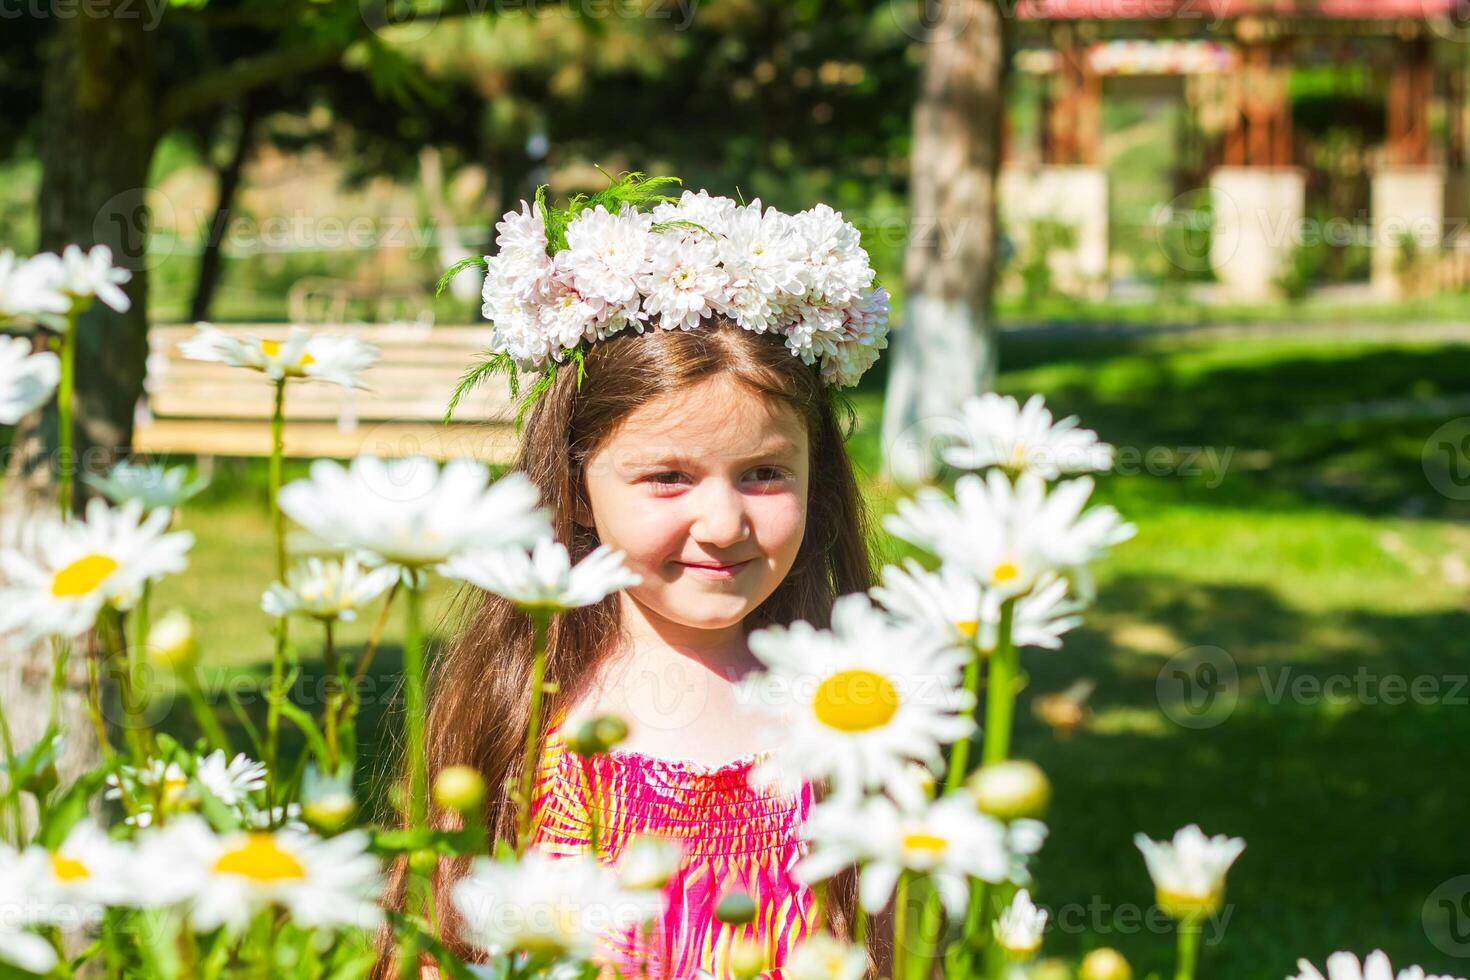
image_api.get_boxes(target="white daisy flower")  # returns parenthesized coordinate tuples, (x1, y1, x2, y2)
(0, 845, 58, 975)
(178, 323, 379, 388)
(277, 456, 551, 574)
(885, 470, 1135, 602)
(638, 234, 728, 332)
(796, 792, 1045, 916)
(443, 539, 639, 612)
(0, 335, 60, 424)
(196, 751, 268, 807)
(1135, 824, 1245, 920)
(0, 498, 194, 642)
(1291, 951, 1466, 980)
(261, 555, 398, 622)
(994, 888, 1048, 956)
(105, 759, 190, 828)
(58, 244, 132, 314)
(616, 834, 684, 891)
(784, 931, 867, 980)
(0, 249, 68, 320)
(452, 851, 663, 959)
(82, 461, 208, 511)
(140, 815, 382, 931)
(940, 393, 1115, 479)
(873, 560, 1083, 654)
(739, 593, 975, 810)
(29, 819, 140, 914)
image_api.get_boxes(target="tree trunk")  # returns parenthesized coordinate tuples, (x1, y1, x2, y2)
(190, 95, 260, 323)
(881, 0, 1008, 486)
(2, 9, 160, 780)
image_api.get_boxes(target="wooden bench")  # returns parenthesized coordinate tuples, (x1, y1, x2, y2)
(134, 324, 520, 463)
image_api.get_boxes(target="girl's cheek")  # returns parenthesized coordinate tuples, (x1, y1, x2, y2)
(749, 491, 807, 552)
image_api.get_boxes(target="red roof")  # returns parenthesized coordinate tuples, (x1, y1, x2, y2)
(1016, 0, 1459, 18)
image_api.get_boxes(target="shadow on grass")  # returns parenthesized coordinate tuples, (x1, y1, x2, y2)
(1017, 573, 1469, 978)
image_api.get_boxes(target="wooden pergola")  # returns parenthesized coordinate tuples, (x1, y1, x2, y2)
(1013, 0, 1464, 170)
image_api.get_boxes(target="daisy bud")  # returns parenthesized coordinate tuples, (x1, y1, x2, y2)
(302, 790, 356, 833)
(728, 937, 767, 978)
(1135, 825, 1245, 922)
(146, 610, 198, 670)
(434, 765, 487, 814)
(716, 889, 757, 925)
(1031, 959, 1074, 980)
(967, 759, 1051, 820)
(566, 714, 629, 756)
(409, 849, 439, 876)
(618, 834, 683, 891)
(1079, 948, 1132, 980)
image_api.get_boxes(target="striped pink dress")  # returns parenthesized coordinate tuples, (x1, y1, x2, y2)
(530, 711, 818, 979)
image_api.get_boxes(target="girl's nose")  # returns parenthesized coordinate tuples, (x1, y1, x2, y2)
(689, 480, 750, 549)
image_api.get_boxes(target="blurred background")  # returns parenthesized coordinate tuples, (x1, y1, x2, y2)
(4, 1, 1470, 977)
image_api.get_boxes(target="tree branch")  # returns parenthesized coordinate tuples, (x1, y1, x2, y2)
(160, 42, 349, 128)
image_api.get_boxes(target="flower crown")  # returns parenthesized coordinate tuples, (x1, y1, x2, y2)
(442, 174, 890, 423)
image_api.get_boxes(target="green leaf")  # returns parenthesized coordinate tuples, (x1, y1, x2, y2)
(435, 255, 488, 299)
(444, 351, 517, 424)
(38, 765, 113, 849)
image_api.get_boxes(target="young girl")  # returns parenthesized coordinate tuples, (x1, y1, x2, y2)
(395, 183, 891, 978)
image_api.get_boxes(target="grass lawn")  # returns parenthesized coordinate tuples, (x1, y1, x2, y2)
(148, 329, 1469, 979)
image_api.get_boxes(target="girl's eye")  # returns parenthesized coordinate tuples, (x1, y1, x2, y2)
(748, 466, 789, 483)
(646, 472, 688, 488)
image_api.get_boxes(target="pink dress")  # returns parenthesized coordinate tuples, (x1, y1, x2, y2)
(530, 710, 819, 979)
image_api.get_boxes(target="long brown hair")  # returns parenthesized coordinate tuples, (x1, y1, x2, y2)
(379, 318, 882, 972)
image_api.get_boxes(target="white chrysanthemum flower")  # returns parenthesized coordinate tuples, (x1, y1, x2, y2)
(140, 815, 382, 931)
(0, 845, 58, 974)
(715, 199, 804, 334)
(443, 539, 639, 612)
(105, 759, 190, 828)
(564, 203, 653, 311)
(1135, 824, 1245, 920)
(738, 593, 975, 810)
(940, 393, 1115, 479)
(885, 470, 1135, 602)
(796, 792, 1045, 916)
(483, 267, 555, 370)
(277, 456, 551, 574)
(0, 335, 60, 424)
(820, 286, 890, 388)
(538, 262, 606, 352)
(452, 851, 664, 959)
(489, 200, 553, 292)
(639, 234, 728, 332)
(792, 203, 873, 307)
(0, 249, 68, 320)
(178, 323, 379, 388)
(82, 461, 208, 511)
(58, 244, 132, 313)
(196, 751, 268, 807)
(994, 888, 1048, 956)
(1291, 951, 1466, 980)
(261, 555, 398, 622)
(650, 189, 738, 239)
(0, 498, 194, 642)
(784, 931, 867, 980)
(29, 819, 139, 914)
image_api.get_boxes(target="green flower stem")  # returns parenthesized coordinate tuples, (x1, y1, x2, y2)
(852, 902, 867, 949)
(323, 618, 340, 772)
(128, 582, 151, 760)
(100, 607, 147, 763)
(907, 879, 943, 980)
(1175, 919, 1202, 980)
(893, 871, 912, 980)
(56, 308, 77, 519)
(980, 600, 1018, 766)
(514, 609, 552, 854)
(403, 580, 429, 828)
(944, 651, 984, 794)
(0, 693, 20, 844)
(181, 667, 232, 754)
(265, 378, 289, 811)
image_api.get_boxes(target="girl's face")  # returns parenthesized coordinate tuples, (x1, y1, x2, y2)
(579, 374, 810, 635)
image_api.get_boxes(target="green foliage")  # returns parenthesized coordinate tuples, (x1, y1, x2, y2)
(536, 170, 682, 254)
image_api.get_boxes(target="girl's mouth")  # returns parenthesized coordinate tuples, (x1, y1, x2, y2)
(677, 559, 752, 580)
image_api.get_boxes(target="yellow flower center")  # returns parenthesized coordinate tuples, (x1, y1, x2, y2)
(954, 620, 979, 639)
(260, 339, 313, 369)
(212, 834, 308, 882)
(812, 669, 900, 732)
(991, 561, 1020, 585)
(901, 831, 950, 860)
(51, 553, 119, 598)
(50, 853, 91, 882)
